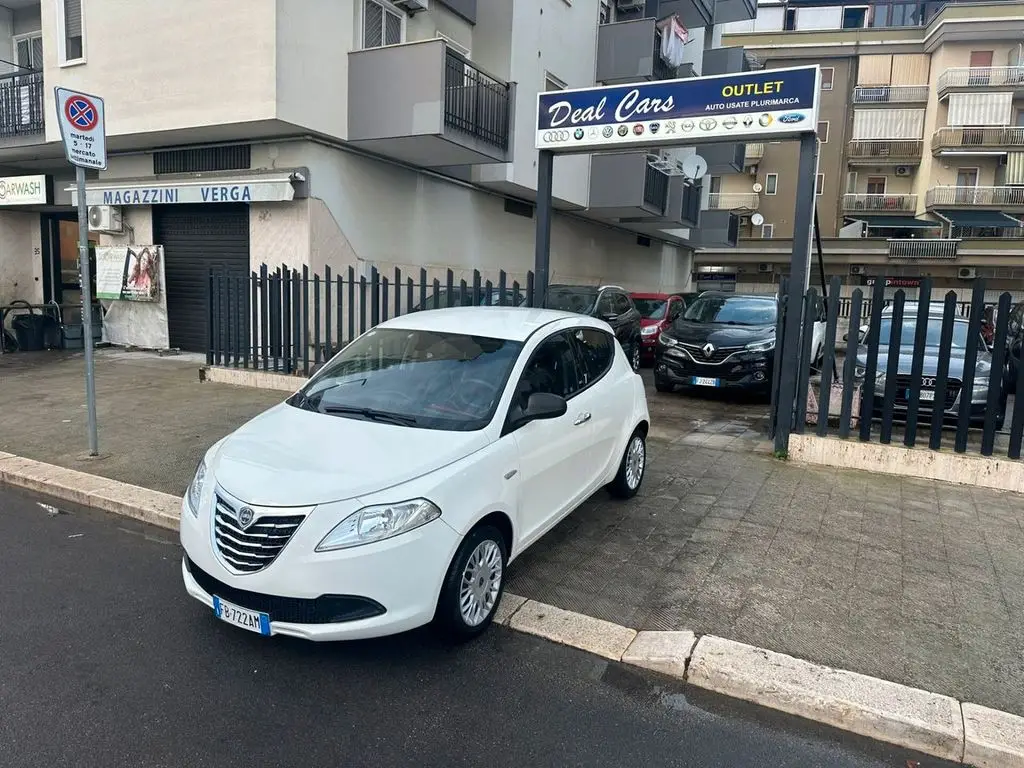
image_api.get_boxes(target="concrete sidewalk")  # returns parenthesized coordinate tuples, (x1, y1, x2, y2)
(2, 348, 1022, 720)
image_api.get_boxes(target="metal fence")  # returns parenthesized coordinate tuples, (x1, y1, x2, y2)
(207, 264, 536, 376)
(787, 277, 1023, 460)
(443, 48, 511, 152)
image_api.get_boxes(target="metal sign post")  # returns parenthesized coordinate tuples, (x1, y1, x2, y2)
(55, 87, 108, 456)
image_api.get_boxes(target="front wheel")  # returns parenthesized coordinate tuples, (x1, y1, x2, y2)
(434, 525, 508, 642)
(608, 429, 646, 499)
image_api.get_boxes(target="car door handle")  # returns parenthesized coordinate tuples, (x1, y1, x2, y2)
(574, 412, 591, 426)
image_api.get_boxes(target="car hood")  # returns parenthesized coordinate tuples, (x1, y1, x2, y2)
(641, 317, 665, 328)
(209, 403, 489, 506)
(665, 321, 774, 346)
(855, 347, 990, 380)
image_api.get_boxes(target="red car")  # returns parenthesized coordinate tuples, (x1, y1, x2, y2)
(632, 292, 697, 365)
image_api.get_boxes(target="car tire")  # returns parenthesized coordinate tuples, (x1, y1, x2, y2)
(607, 429, 646, 500)
(434, 524, 508, 642)
(654, 376, 673, 393)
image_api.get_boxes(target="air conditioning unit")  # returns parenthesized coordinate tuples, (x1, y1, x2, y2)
(393, 0, 428, 11)
(616, 0, 645, 10)
(87, 205, 123, 233)
(850, 265, 865, 276)
(958, 267, 977, 280)
(758, 263, 774, 274)
(895, 166, 911, 176)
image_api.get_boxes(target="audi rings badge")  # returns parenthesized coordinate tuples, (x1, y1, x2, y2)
(543, 130, 571, 142)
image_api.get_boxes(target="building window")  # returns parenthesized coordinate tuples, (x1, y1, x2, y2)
(362, 0, 404, 49)
(817, 121, 829, 143)
(815, 173, 825, 195)
(57, 0, 85, 64)
(765, 173, 778, 195)
(762, 224, 775, 238)
(866, 176, 886, 195)
(842, 6, 868, 28)
(13, 32, 42, 70)
(545, 72, 567, 91)
(784, 8, 796, 30)
(846, 171, 858, 194)
(820, 67, 834, 91)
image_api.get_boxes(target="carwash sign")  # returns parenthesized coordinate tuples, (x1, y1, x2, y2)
(535, 65, 820, 152)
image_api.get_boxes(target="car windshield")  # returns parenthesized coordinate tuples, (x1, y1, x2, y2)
(288, 328, 523, 431)
(682, 296, 777, 326)
(633, 298, 668, 320)
(415, 290, 525, 311)
(877, 317, 970, 349)
(546, 287, 598, 314)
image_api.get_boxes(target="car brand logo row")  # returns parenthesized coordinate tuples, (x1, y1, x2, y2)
(539, 112, 805, 145)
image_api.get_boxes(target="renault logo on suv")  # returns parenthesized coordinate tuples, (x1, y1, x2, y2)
(702, 343, 715, 358)
(543, 130, 571, 142)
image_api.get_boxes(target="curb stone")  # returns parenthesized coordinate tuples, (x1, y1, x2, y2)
(3, 454, 1024, 764)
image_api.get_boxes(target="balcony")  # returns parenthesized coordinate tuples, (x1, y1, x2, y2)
(888, 239, 960, 260)
(708, 192, 759, 211)
(588, 153, 670, 219)
(744, 143, 764, 164)
(686, 210, 740, 248)
(622, 176, 702, 229)
(703, 142, 746, 174)
(713, 0, 757, 25)
(937, 66, 1024, 98)
(931, 126, 1024, 155)
(658, 0, 714, 30)
(842, 194, 918, 213)
(0, 70, 44, 141)
(846, 140, 923, 166)
(925, 186, 1024, 209)
(852, 85, 929, 105)
(348, 40, 512, 167)
(596, 19, 686, 85)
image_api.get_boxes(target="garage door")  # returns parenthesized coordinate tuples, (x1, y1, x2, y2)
(153, 204, 250, 353)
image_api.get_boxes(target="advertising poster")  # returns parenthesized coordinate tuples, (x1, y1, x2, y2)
(95, 245, 162, 302)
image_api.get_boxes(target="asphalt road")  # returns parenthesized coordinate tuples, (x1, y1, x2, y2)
(0, 486, 958, 768)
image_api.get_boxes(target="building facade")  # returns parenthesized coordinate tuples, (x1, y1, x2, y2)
(695, 0, 1024, 299)
(0, 0, 754, 352)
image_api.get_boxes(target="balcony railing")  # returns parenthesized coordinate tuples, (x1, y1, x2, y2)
(937, 66, 1024, 94)
(652, 31, 676, 81)
(842, 193, 918, 212)
(925, 186, 1024, 208)
(0, 70, 44, 139)
(744, 143, 764, 163)
(852, 85, 929, 104)
(643, 162, 670, 213)
(708, 192, 759, 210)
(887, 239, 961, 260)
(443, 49, 512, 152)
(931, 126, 1024, 153)
(846, 140, 923, 163)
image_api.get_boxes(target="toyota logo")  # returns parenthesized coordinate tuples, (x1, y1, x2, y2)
(543, 130, 571, 142)
(702, 343, 715, 358)
(237, 506, 255, 529)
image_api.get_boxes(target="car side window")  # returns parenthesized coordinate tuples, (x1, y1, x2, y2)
(572, 328, 615, 386)
(613, 293, 632, 315)
(515, 332, 584, 408)
(596, 291, 615, 317)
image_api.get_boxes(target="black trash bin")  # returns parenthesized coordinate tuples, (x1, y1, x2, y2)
(12, 311, 50, 352)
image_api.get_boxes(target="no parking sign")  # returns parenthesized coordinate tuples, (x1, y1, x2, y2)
(55, 87, 107, 170)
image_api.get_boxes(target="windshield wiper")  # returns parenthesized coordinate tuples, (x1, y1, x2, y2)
(320, 405, 418, 425)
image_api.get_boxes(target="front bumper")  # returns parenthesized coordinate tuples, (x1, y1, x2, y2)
(640, 332, 661, 359)
(180, 494, 461, 641)
(655, 346, 772, 390)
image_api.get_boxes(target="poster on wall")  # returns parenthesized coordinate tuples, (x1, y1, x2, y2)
(95, 245, 163, 301)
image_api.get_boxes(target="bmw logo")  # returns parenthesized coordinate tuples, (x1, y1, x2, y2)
(632, 124, 644, 135)
(237, 506, 255, 529)
(573, 128, 585, 140)
(617, 125, 628, 136)
(649, 122, 660, 134)
(602, 126, 614, 138)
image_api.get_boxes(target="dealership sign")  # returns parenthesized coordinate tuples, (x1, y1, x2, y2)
(0, 174, 49, 205)
(535, 65, 820, 152)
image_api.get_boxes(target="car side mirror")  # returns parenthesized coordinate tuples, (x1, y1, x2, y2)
(511, 392, 567, 429)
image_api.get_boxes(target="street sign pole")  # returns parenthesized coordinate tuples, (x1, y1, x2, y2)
(55, 87, 107, 457)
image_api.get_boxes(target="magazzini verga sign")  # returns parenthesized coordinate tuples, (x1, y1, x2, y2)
(535, 65, 821, 152)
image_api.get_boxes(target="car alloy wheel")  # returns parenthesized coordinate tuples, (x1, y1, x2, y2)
(435, 524, 508, 641)
(459, 539, 503, 627)
(624, 434, 645, 490)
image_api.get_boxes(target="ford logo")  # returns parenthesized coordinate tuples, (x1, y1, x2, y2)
(778, 113, 805, 124)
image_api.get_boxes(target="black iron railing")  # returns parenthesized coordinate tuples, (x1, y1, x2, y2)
(0, 70, 44, 138)
(443, 49, 511, 152)
(680, 181, 701, 227)
(642, 162, 669, 212)
(207, 264, 535, 375)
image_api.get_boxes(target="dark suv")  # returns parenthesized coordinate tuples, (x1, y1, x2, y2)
(546, 284, 643, 371)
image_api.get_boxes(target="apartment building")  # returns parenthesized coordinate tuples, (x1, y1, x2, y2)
(0, 0, 753, 352)
(694, 0, 1024, 297)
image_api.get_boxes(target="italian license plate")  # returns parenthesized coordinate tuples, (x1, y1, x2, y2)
(213, 596, 271, 636)
(692, 376, 720, 387)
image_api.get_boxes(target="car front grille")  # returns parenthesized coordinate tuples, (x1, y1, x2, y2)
(185, 556, 386, 624)
(679, 343, 743, 365)
(893, 375, 962, 411)
(214, 495, 305, 573)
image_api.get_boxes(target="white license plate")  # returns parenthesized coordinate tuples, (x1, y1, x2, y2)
(919, 389, 935, 402)
(213, 596, 271, 636)
(692, 376, 720, 387)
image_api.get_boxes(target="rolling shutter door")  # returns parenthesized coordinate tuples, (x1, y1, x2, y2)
(154, 204, 250, 353)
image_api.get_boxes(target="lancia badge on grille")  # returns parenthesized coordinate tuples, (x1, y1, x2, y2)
(702, 343, 715, 358)
(237, 507, 255, 529)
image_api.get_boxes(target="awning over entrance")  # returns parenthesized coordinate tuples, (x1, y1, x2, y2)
(934, 209, 1023, 228)
(856, 215, 939, 229)
(68, 171, 307, 207)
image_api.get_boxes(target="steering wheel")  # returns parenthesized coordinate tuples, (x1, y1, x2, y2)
(364, 389, 418, 409)
(452, 377, 500, 412)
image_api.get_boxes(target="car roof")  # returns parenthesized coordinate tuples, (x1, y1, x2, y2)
(631, 292, 684, 299)
(698, 291, 776, 301)
(549, 283, 623, 291)
(881, 301, 963, 318)
(373, 306, 601, 342)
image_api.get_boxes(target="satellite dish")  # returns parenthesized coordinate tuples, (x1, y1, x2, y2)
(752, 182, 763, 193)
(680, 154, 708, 181)
(751, 212, 765, 226)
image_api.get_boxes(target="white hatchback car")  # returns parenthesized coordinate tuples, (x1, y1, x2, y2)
(181, 307, 650, 642)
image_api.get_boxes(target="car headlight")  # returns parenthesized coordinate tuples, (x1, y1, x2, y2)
(745, 338, 775, 353)
(641, 325, 660, 336)
(316, 499, 442, 552)
(658, 333, 678, 347)
(187, 460, 207, 516)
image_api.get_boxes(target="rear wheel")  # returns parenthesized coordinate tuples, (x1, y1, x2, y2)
(608, 429, 646, 499)
(434, 525, 507, 642)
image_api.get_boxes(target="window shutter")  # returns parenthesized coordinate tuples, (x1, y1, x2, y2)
(384, 8, 402, 46)
(947, 93, 1013, 127)
(891, 54, 929, 86)
(363, 0, 384, 48)
(852, 108, 924, 139)
(64, 0, 83, 37)
(15, 39, 30, 69)
(857, 55, 892, 86)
